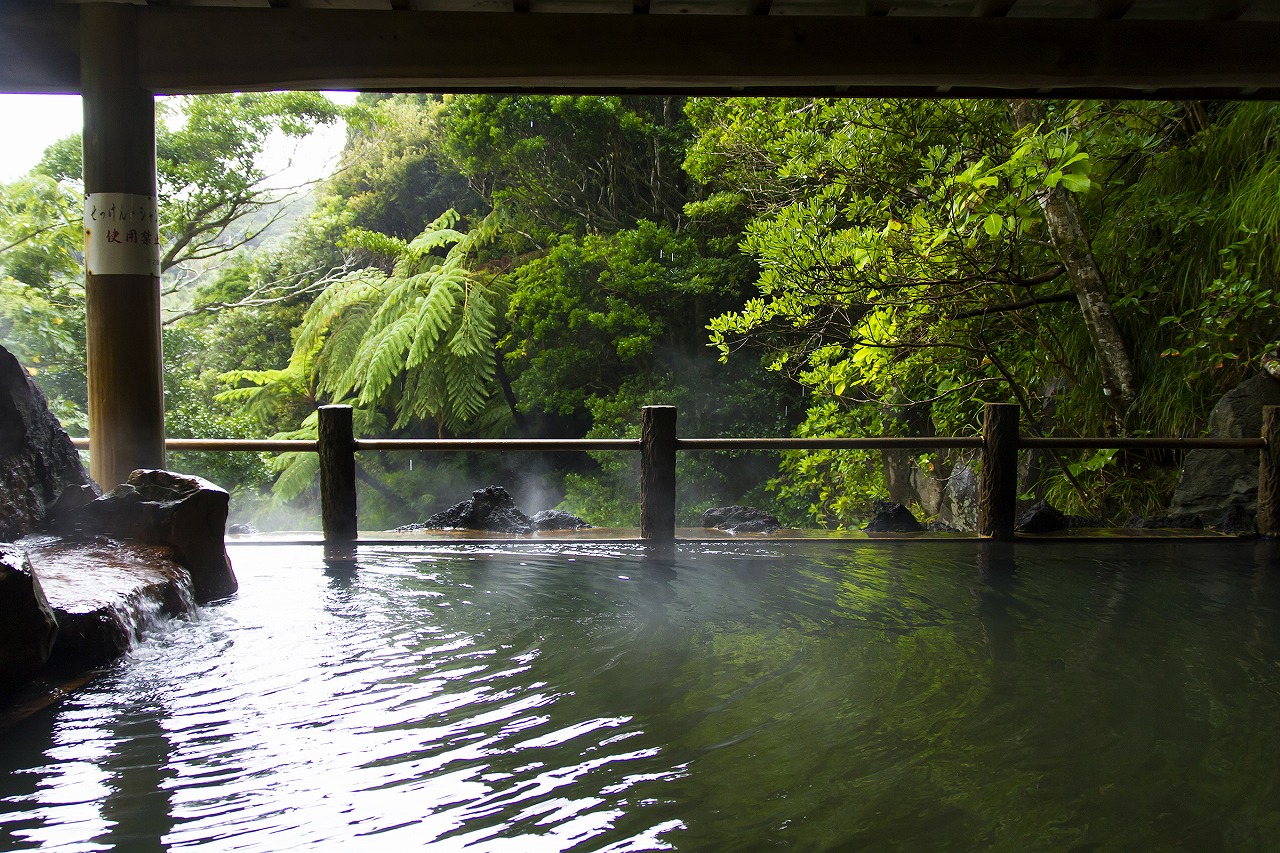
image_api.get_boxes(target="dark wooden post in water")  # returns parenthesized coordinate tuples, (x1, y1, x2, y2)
(1259, 406, 1280, 538)
(640, 405, 677, 542)
(978, 402, 1019, 540)
(82, 3, 165, 488)
(318, 405, 357, 543)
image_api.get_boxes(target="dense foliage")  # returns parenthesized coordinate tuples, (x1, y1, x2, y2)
(2, 92, 1277, 529)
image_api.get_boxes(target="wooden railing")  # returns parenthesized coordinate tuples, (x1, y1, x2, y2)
(71, 402, 1280, 543)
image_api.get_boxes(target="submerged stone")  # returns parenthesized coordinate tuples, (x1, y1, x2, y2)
(530, 510, 592, 531)
(421, 486, 533, 534)
(864, 501, 924, 533)
(702, 506, 781, 534)
(0, 545, 58, 691)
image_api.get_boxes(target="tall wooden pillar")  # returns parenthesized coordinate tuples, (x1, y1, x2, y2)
(81, 3, 165, 488)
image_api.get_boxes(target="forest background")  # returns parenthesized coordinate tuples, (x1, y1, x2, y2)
(1, 93, 1277, 530)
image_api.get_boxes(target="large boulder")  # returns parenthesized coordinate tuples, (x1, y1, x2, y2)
(55, 470, 237, 603)
(0, 345, 98, 542)
(421, 486, 533, 534)
(0, 545, 58, 691)
(702, 506, 781, 534)
(1171, 372, 1280, 521)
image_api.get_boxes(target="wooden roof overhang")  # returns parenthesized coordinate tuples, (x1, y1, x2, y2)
(3, 0, 1280, 100)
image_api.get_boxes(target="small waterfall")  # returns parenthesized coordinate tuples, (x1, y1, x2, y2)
(20, 537, 205, 667)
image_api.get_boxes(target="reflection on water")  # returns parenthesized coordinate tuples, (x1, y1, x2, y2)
(4, 540, 1280, 851)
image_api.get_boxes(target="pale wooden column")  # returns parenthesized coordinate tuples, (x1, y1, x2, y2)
(81, 2, 165, 488)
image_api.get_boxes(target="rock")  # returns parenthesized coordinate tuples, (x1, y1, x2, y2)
(1015, 499, 1066, 533)
(1172, 372, 1280, 519)
(701, 506, 781, 534)
(926, 520, 959, 532)
(1209, 504, 1255, 535)
(864, 500, 924, 533)
(227, 522, 258, 535)
(1127, 513, 1205, 530)
(946, 460, 980, 531)
(422, 486, 533, 534)
(1014, 499, 1099, 533)
(56, 470, 237, 603)
(0, 545, 58, 691)
(26, 537, 197, 668)
(530, 510, 592, 531)
(0, 344, 98, 542)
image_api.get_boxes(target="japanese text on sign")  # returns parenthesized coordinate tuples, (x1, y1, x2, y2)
(84, 193, 161, 277)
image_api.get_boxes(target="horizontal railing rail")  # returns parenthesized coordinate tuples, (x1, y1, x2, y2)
(68, 402, 1280, 543)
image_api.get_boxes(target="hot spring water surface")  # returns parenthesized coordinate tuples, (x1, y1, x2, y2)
(3, 540, 1280, 851)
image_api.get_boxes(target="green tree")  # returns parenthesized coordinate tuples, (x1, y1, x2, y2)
(688, 97, 1279, 523)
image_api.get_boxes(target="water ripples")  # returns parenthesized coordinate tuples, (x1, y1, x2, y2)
(6, 540, 1280, 851)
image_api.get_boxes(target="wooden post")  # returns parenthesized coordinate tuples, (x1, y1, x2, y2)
(640, 405, 677, 542)
(82, 2, 164, 489)
(978, 402, 1019, 540)
(318, 405, 357, 543)
(1259, 406, 1280, 538)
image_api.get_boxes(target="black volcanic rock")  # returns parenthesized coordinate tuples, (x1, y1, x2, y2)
(863, 501, 924, 533)
(702, 506, 781, 534)
(422, 486, 533, 534)
(1015, 499, 1099, 534)
(530, 510, 592, 531)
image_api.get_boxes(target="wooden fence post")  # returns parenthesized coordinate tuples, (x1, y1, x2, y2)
(640, 405, 677, 543)
(1259, 405, 1280, 538)
(318, 404, 357, 544)
(978, 402, 1019, 540)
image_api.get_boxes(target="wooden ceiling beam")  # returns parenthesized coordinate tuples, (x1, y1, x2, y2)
(4, 5, 1280, 99)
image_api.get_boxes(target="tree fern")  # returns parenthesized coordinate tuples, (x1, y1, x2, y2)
(289, 209, 511, 435)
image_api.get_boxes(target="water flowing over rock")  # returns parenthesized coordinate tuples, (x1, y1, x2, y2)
(529, 510, 592, 531)
(0, 346, 98, 542)
(419, 486, 534, 534)
(701, 506, 781, 534)
(53, 470, 238, 603)
(864, 501, 925, 533)
(26, 537, 197, 668)
(0, 545, 58, 691)
(1171, 372, 1280, 524)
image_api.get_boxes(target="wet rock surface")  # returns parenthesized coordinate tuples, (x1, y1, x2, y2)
(530, 510, 592, 531)
(864, 501, 925, 533)
(702, 506, 782, 534)
(23, 537, 196, 668)
(0, 545, 58, 691)
(54, 470, 238, 603)
(0, 346, 98, 542)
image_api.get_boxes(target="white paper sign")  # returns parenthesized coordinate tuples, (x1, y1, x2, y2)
(84, 193, 161, 277)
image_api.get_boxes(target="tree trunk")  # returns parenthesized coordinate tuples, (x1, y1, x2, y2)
(1009, 99, 1138, 415)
